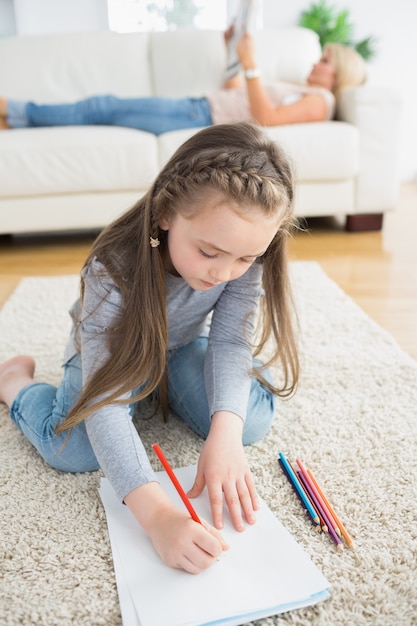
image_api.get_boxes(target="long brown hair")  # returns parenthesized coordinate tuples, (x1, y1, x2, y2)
(56, 122, 299, 433)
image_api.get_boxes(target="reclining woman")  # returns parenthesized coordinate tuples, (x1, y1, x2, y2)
(0, 30, 367, 132)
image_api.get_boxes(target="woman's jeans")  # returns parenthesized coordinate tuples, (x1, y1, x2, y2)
(7, 95, 213, 135)
(9, 337, 277, 473)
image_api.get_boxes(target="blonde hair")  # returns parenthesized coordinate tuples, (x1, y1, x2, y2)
(324, 42, 367, 98)
(56, 122, 299, 432)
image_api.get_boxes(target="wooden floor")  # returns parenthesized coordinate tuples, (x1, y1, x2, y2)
(1, 182, 416, 359)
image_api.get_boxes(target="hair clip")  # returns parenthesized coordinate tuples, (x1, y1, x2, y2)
(150, 236, 160, 248)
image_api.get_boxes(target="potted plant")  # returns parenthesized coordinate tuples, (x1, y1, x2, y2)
(299, 0, 377, 60)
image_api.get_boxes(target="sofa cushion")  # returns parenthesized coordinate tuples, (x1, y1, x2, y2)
(0, 31, 153, 101)
(157, 121, 358, 182)
(0, 126, 159, 197)
(151, 30, 226, 97)
(265, 122, 359, 180)
(253, 27, 321, 84)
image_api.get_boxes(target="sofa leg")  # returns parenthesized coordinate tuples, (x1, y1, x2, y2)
(345, 213, 384, 232)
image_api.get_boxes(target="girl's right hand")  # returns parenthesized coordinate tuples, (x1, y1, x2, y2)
(125, 482, 227, 575)
(147, 504, 228, 574)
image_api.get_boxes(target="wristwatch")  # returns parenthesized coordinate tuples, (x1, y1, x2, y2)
(244, 68, 260, 79)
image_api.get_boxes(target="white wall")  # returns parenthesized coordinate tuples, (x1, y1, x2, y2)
(2, 0, 416, 180)
(0, 0, 16, 34)
(13, 0, 108, 34)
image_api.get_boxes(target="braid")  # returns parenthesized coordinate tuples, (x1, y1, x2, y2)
(152, 139, 294, 227)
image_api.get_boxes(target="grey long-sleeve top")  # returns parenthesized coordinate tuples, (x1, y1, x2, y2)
(63, 257, 263, 501)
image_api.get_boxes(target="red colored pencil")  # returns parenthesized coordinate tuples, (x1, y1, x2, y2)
(152, 443, 202, 524)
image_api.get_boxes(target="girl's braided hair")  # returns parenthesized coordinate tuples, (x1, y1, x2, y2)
(149, 123, 294, 237)
(57, 122, 298, 432)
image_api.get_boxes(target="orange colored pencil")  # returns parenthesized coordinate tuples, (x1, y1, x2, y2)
(308, 469, 355, 550)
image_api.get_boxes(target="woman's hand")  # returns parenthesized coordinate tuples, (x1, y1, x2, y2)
(236, 33, 257, 70)
(187, 411, 259, 531)
(125, 482, 227, 574)
(223, 24, 234, 48)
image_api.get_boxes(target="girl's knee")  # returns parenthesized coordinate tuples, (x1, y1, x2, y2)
(242, 409, 275, 445)
(242, 378, 276, 445)
(9, 381, 99, 473)
(44, 447, 100, 473)
(33, 426, 99, 473)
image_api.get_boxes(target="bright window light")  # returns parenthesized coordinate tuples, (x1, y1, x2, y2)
(108, 0, 228, 33)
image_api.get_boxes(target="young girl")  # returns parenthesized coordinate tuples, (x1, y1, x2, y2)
(0, 122, 299, 574)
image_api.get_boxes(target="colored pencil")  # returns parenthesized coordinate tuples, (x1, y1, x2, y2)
(308, 469, 355, 550)
(278, 459, 322, 531)
(288, 461, 328, 533)
(152, 443, 202, 524)
(296, 458, 342, 538)
(288, 460, 327, 532)
(278, 452, 320, 526)
(297, 468, 343, 551)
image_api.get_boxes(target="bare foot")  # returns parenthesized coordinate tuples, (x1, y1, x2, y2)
(0, 116, 10, 130)
(0, 97, 7, 116)
(0, 98, 10, 130)
(0, 355, 36, 407)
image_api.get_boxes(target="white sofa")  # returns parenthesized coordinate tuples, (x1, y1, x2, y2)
(0, 27, 403, 235)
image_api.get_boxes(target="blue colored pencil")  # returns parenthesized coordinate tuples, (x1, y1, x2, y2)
(278, 452, 320, 526)
(278, 459, 322, 531)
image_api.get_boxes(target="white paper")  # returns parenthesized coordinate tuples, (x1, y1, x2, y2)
(99, 466, 330, 626)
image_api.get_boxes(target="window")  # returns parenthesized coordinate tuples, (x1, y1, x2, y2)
(108, 0, 229, 33)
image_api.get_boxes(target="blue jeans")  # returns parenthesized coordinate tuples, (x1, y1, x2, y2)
(7, 95, 213, 135)
(9, 337, 276, 473)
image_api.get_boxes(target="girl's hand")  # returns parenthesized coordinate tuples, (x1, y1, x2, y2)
(148, 505, 227, 574)
(125, 482, 227, 575)
(187, 411, 259, 532)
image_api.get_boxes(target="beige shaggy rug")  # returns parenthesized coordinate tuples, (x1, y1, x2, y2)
(0, 262, 416, 626)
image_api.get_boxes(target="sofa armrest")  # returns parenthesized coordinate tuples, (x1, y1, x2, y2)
(337, 86, 403, 213)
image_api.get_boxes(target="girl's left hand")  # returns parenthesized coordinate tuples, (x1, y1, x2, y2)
(187, 411, 259, 531)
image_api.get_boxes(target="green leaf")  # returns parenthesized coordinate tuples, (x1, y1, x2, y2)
(355, 36, 378, 61)
(298, 0, 378, 59)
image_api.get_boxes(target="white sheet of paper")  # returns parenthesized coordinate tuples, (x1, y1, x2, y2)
(99, 466, 330, 626)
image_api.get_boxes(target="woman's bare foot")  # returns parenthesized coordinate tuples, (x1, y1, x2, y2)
(0, 98, 10, 130)
(0, 97, 7, 116)
(0, 355, 36, 408)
